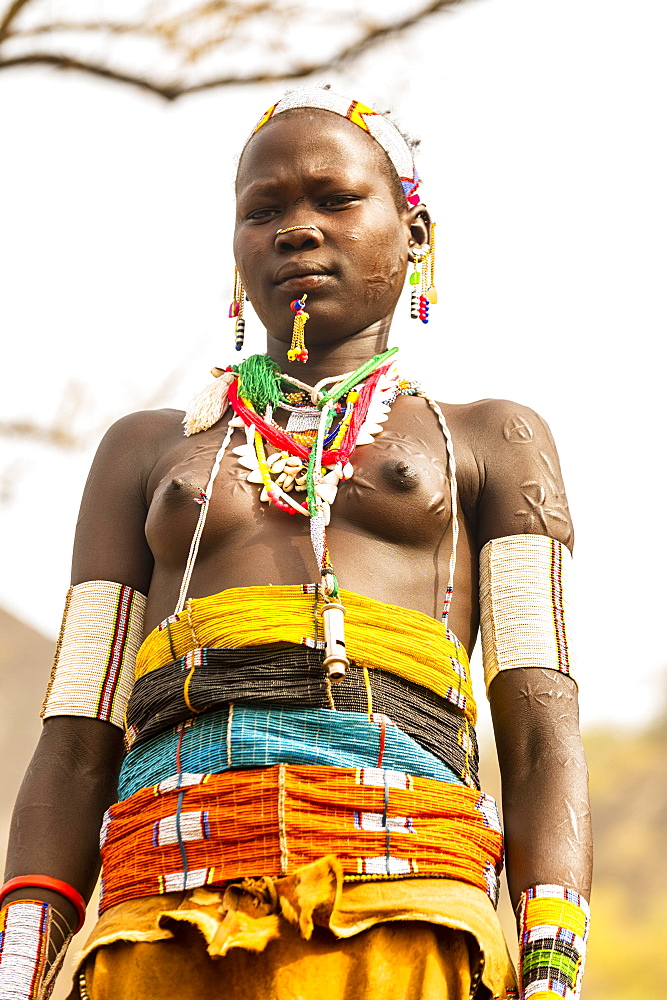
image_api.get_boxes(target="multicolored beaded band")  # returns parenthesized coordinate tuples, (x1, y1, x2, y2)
(518, 884, 590, 999)
(124, 643, 479, 788)
(248, 88, 421, 206)
(41, 581, 146, 729)
(117, 704, 463, 801)
(479, 535, 575, 693)
(135, 585, 476, 724)
(0, 899, 71, 1000)
(99, 764, 504, 913)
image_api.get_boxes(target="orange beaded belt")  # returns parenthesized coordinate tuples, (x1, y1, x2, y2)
(99, 764, 504, 913)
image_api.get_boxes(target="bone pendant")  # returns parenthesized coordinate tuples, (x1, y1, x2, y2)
(245, 469, 265, 484)
(315, 483, 338, 505)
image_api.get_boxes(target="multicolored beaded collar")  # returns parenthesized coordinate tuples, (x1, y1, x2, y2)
(180, 352, 459, 679)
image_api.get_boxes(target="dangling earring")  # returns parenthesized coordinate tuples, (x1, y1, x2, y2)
(230, 266, 245, 351)
(425, 221, 437, 307)
(287, 295, 309, 362)
(409, 222, 437, 324)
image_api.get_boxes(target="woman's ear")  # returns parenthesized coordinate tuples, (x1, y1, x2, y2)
(406, 204, 432, 258)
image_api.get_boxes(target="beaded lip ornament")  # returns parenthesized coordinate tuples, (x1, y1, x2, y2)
(182, 88, 454, 678)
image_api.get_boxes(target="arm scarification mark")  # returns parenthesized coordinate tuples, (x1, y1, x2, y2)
(515, 451, 572, 542)
(503, 414, 533, 444)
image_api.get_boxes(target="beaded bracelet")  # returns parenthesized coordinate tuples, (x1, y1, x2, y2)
(0, 876, 86, 934)
(0, 898, 71, 999)
(518, 884, 590, 999)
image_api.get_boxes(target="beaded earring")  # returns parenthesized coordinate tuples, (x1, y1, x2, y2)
(409, 222, 437, 324)
(230, 266, 245, 351)
(287, 295, 309, 362)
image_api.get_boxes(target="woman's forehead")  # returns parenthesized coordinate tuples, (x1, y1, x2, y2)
(236, 110, 387, 189)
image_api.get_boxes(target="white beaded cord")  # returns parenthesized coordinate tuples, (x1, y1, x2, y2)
(422, 396, 459, 617)
(174, 418, 236, 615)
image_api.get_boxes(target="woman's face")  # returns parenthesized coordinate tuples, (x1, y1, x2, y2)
(234, 110, 415, 346)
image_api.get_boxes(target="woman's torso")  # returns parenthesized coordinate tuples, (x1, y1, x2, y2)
(141, 393, 481, 652)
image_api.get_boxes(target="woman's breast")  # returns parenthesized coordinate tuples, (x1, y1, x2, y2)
(145, 420, 453, 573)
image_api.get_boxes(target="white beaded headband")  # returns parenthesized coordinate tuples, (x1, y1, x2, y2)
(248, 87, 421, 205)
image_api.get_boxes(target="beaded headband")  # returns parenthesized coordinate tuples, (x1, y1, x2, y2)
(249, 87, 421, 206)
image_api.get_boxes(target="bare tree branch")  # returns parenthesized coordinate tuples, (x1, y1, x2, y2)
(0, 0, 31, 42)
(0, 0, 472, 101)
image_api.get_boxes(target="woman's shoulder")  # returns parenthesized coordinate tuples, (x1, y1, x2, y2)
(436, 396, 554, 455)
(100, 407, 185, 449)
(92, 407, 187, 480)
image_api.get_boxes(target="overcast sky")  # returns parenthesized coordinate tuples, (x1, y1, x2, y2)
(1, 0, 665, 733)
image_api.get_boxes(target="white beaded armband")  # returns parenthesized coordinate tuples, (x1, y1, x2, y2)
(479, 534, 575, 693)
(0, 899, 71, 999)
(41, 581, 147, 729)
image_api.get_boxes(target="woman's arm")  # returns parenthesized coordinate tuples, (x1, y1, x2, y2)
(1, 411, 166, 985)
(490, 668, 592, 908)
(473, 399, 592, 995)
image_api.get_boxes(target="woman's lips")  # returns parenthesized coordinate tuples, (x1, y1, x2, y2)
(277, 273, 332, 292)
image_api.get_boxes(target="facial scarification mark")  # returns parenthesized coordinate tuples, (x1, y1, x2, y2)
(515, 450, 573, 543)
(503, 414, 534, 444)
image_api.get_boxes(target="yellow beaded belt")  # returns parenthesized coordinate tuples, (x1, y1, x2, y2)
(99, 763, 503, 913)
(136, 585, 476, 724)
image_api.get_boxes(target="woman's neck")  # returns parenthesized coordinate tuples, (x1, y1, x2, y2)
(264, 317, 393, 386)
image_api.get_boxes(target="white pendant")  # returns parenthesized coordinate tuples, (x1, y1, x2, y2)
(359, 422, 384, 436)
(246, 469, 265, 484)
(369, 408, 389, 423)
(321, 470, 341, 485)
(229, 415, 245, 428)
(260, 487, 270, 502)
(237, 455, 259, 471)
(355, 431, 376, 446)
(315, 483, 338, 505)
(322, 502, 331, 526)
(342, 462, 354, 479)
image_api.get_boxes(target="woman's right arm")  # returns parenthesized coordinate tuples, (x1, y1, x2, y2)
(1, 410, 167, 980)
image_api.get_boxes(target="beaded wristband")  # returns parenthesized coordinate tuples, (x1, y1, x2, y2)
(0, 876, 86, 934)
(0, 899, 71, 999)
(517, 884, 590, 999)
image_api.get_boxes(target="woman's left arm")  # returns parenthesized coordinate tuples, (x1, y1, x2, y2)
(474, 399, 592, 997)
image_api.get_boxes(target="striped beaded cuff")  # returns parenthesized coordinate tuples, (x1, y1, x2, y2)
(479, 534, 575, 693)
(41, 581, 147, 729)
(0, 899, 70, 999)
(518, 884, 590, 999)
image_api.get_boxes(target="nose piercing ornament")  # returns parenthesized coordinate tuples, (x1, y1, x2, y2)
(276, 225, 323, 239)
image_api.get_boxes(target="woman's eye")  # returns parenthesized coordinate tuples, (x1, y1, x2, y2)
(247, 208, 278, 221)
(321, 195, 359, 208)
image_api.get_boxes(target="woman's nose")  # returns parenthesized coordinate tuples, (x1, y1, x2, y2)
(275, 225, 324, 252)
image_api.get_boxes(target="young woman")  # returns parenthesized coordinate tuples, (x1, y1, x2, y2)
(1, 89, 591, 1000)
